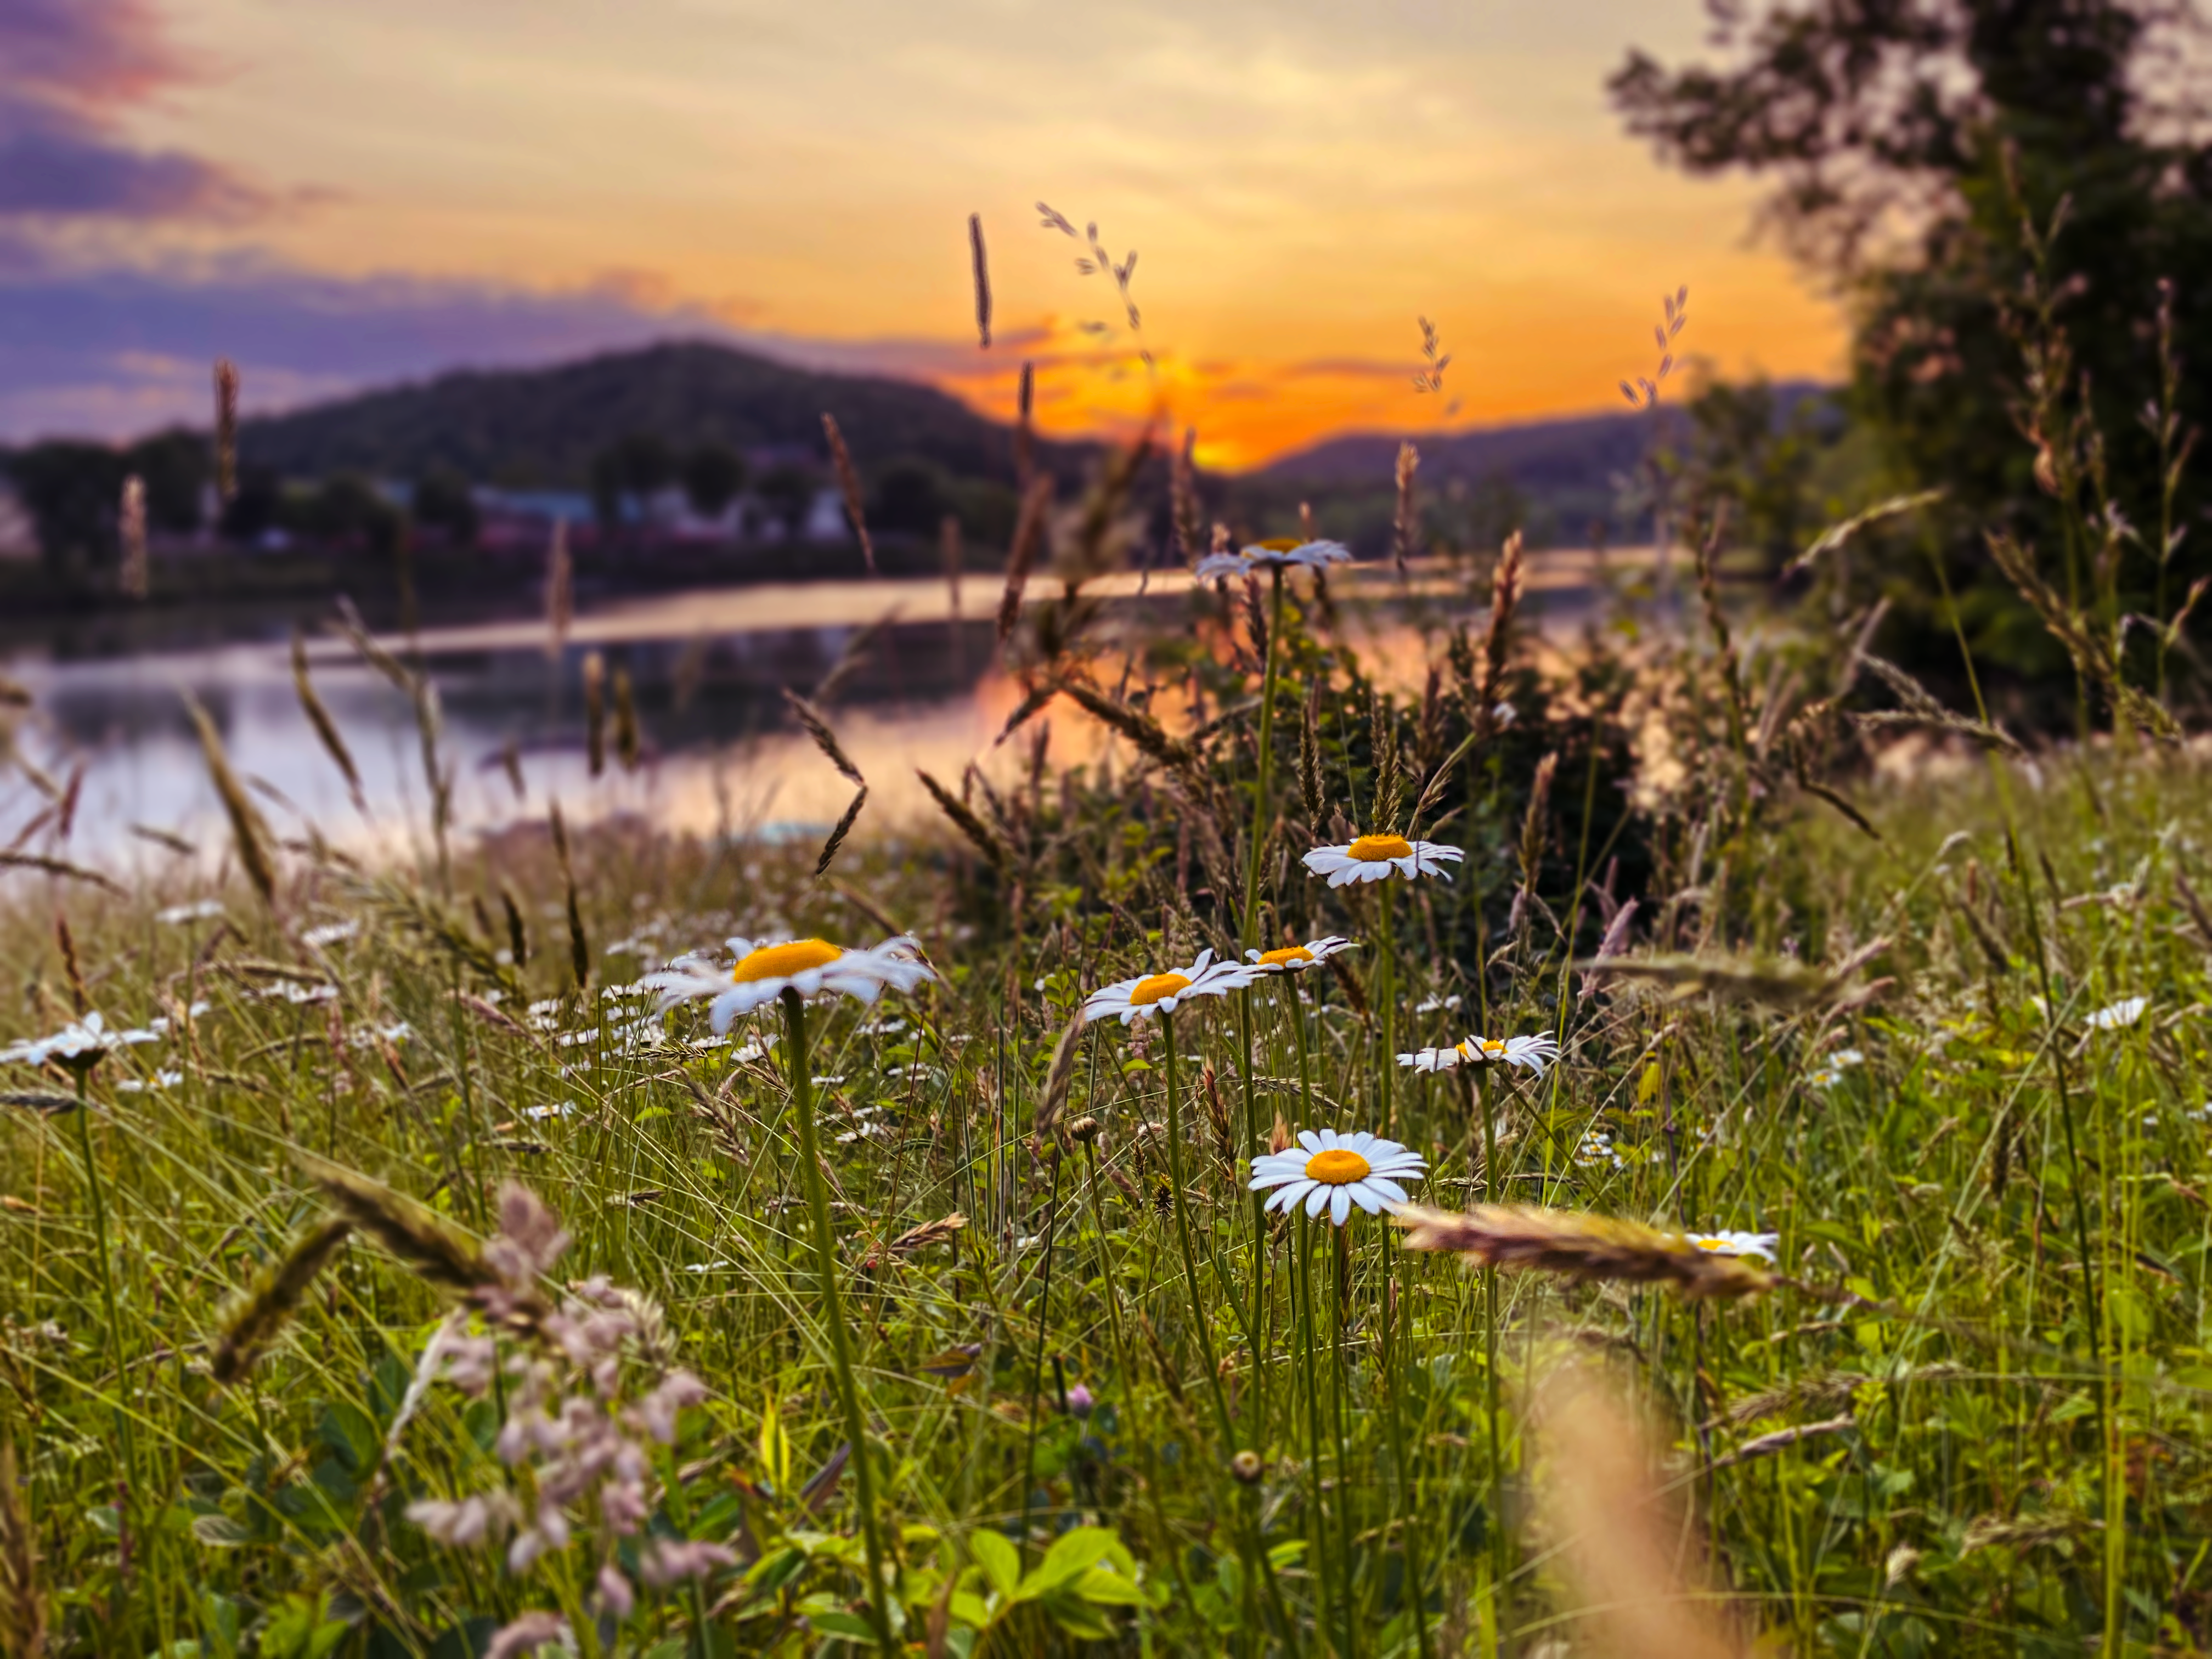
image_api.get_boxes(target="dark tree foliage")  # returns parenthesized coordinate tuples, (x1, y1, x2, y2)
(681, 443, 747, 519)
(123, 428, 211, 535)
(411, 467, 480, 548)
(1612, 0, 2212, 681)
(9, 441, 128, 571)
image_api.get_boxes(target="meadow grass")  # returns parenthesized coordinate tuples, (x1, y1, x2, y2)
(1, 542, 2210, 1659)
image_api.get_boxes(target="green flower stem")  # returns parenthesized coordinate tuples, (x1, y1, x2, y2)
(1158, 1010, 1231, 1444)
(1380, 1243, 1434, 1659)
(1296, 1211, 1334, 1652)
(1330, 1229, 1358, 1659)
(782, 989, 896, 1658)
(1240, 566, 1286, 952)
(71, 1063, 137, 1508)
(1377, 881, 1397, 1136)
(1475, 1065, 1508, 1643)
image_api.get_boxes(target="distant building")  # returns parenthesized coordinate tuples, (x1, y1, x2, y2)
(802, 487, 849, 542)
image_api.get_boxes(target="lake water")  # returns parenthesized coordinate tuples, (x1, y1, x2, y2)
(0, 550, 1645, 871)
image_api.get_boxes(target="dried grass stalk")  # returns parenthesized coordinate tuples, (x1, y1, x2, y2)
(1532, 1362, 1747, 1659)
(1392, 441, 1419, 573)
(1519, 750, 1558, 894)
(292, 631, 366, 811)
(185, 693, 278, 906)
(612, 665, 641, 772)
(996, 475, 1054, 647)
(582, 652, 607, 777)
(814, 605, 901, 705)
(0, 851, 121, 894)
(1476, 530, 1525, 722)
(821, 413, 876, 575)
(213, 359, 239, 504)
(1986, 530, 2180, 741)
(299, 1154, 490, 1299)
(916, 769, 1008, 869)
(860, 1214, 967, 1270)
(2176, 871, 2212, 952)
(1571, 948, 1880, 1011)
(1854, 656, 2021, 753)
(119, 475, 148, 600)
(815, 785, 868, 877)
(210, 1216, 353, 1385)
(1786, 489, 1943, 575)
(1034, 1012, 1085, 1142)
(1060, 679, 1195, 775)
(0, 1432, 42, 1659)
(550, 803, 589, 991)
(784, 689, 864, 786)
(1170, 427, 1202, 562)
(544, 518, 572, 659)
(968, 212, 991, 347)
(1393, 1203, 1775, 1299)
(498, 882, 531, 967)
(1015, 361, 1035, 484)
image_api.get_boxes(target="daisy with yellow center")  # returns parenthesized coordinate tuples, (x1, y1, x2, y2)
(1302, 833, 1464, 888)
(1193, 536, 1354, 582)
(1397, 1031, 1562, 1077)
(1243, 935, 1355, 973)
(1249, 1128, 1426, 1227)
(1683, 1230, 1779, 1261)
(1081, 949, 1261, 1025)
(641, 934, 934, 1031)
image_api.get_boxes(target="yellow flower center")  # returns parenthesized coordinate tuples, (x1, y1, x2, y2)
(1691, 1237, 1728, 1252)
(731, 939, 843, 983)
(1129, 972, 1193, 1006)
(1348, 834, 1413, 862)
(1304, 1148, 1372, 1185)
(1255, 537, 1303, 552)
(1477, 1039, 1507, 1054)
(1257, 945, 1315, 967)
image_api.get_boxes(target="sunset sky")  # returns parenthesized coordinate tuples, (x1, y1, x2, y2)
(0, 0, 1846, 468)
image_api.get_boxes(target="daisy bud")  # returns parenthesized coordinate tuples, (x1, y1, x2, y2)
(1069, 1115, 1102, 1143)
(1231, 1450, 1263, 1484)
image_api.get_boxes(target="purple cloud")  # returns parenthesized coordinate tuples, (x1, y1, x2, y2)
(0, 0, 261, 223)
(0, 249, 1017, 441)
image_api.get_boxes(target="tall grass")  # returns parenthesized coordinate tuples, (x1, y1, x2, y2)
(0, 438, 2209, 1659)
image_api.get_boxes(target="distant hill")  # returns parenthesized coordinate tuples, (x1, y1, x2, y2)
(1245, 381, 1835, 547)
(238, 339, 1077, 488)
(1257, 407, 1675, 493)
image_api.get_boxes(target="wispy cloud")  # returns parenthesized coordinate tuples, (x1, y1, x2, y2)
(0, 0, 262, 222)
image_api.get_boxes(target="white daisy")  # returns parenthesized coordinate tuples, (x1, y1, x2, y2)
(301, 921, 360, 949)
(1081, 949, 1261, 1025)
(155, 900, 225, 926)
(1244, 935, 1356, 973)
(2086, 996, 2149, 1031)
(1248, 1128, 1426, 1227)
(1398, 1045, 1468, 1074)
(1573, 1127, 1624, 1170)
(1683, 1230, 1779, 1261)
(0, 1012, 162, 1068)
(642, 936, 934, 1032)
(1302, 834, 1464, 888)
(1807, 1046, 1865, 1088)
(1194, 537, 1353, 581)
(1463, 1032, 1561, 1076)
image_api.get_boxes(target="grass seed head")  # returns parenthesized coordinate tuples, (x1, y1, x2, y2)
(210, 1216, 353, 1386)
(1393, 1203, 1774, 1299)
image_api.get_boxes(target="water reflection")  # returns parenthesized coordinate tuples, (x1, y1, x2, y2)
(0, 554, 1636, 866)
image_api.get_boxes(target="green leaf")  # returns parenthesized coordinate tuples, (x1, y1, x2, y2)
(806, 1611, 877, 1640)
(970, 1528, 1020, 1599)
(190, 1514, 253, 1548)
(1042, 1592, 1115, 1641)
(1073, 1567, 1143, 1606)
(1032, 1525, 1132, 1593)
